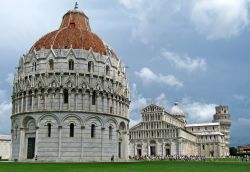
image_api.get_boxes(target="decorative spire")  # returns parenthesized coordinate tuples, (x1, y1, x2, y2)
(74, 2, 78, 10)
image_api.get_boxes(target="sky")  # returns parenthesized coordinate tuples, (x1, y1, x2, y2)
(0, 0, 250, 146)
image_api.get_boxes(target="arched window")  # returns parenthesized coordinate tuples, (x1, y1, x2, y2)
(69, 59, 74, 70)
(88, 61, 94, 72)
(47, 123, 51, 137)
(109, 126, 112, 140)
(70, 123, 74, 137)
(49, 59, 54, 70)
(69, 22, 76, 29)
(92, 91, 96, 105)
(63, 89, 69, 104)
(91, 124, 95, 138)
(106, 66, 110, 76)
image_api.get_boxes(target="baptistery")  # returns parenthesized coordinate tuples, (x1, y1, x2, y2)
(11, 4, 130, 162)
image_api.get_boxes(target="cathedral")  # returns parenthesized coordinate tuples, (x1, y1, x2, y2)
(11, 5, 130, 162)
(129, 104, 231, 158)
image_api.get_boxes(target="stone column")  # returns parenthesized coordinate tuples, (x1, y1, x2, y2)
(44, 90, 48, 110)
(68, 89, 71, 110)
(112, 98, 115, 114)
(162, 142, 164, 156)
(147, 141, 150, 156)
(35, 126, 39, 157)
(122, 131, 129, 160)
(15, 96, 18, 114)
(21, 93, 24, 112)
(81, 126, 85, 161)
(75, 90, 79, 110)
(101, 127, 105, 161)
(58, 126, 62, 159)
(96, 92, 99, 112)
(51, 91, 55, 110)
(178, 139, 182, 155)
(25, 93, 28, 112)
(82, 90, 85, 111)
(59, 89, 63, 110)
(102, 94, 104, 113)
(18, 128, 25, 160)
(31, 91, 34, 111)
(107, 94, 111, 113)
(88, 91, 91, 111)
(37, 91, 41, 110)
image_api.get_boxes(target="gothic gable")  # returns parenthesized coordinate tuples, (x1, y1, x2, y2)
(142, 104, 164, 113)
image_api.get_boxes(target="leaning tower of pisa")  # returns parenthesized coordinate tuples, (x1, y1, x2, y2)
(213, 105, 231, 155)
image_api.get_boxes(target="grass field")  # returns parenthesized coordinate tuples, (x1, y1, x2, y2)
(0, 161, 250, 172)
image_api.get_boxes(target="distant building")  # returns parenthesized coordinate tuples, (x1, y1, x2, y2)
(0, 135, 11, 160)
(237, 145, 250, 154)
(129, 104, 231, 157)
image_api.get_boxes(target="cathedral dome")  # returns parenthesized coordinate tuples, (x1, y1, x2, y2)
(30, 9, 106, 54)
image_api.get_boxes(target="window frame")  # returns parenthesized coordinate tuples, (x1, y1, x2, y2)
(70, 123, 74, 137)
(91, 124, 95, 138)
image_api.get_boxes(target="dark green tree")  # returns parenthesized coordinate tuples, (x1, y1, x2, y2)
(229, 147, 237, 156)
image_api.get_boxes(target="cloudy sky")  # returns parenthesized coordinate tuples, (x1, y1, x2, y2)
(0, 0, 250, 146)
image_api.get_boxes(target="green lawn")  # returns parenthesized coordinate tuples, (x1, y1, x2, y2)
(0, 161, 250, 172)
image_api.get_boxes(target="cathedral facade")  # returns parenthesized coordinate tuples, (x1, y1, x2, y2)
(11, 6, 130, 162)
(129, 104, 231, 158)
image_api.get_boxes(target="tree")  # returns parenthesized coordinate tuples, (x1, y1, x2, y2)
(229, 147, 237, 156)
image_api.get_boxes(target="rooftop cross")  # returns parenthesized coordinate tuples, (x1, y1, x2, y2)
(74, 2, 78, 10)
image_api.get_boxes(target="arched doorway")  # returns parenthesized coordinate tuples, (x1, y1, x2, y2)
(150, 140, 156, 156)
(136, 144, 142, 156)
(165, 143, 171, 156)
(22, 117, 36, 159)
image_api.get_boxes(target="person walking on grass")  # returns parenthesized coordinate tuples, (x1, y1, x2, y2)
(111, 155, 114, 162)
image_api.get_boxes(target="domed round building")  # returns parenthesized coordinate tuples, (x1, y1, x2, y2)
(11, 5, 130, 162)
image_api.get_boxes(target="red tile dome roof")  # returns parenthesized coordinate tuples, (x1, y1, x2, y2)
(30, 9, 107, 54)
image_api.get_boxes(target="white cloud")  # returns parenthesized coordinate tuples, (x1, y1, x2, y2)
(162, 50, 206, 71)
(129, 84, 218, 126)
(129, 83, 148, 127)
(118, 0, 190, 43)
(129, 83, 170, 127)
(0, 101, 12, 134)
(5, 73, 14, 85)
(155, 93, 168, 107)
(182, 99, 217, 123)
(130, 83, 148, 113)
(119, 0, 249, 41)
(191, 0, 249, 39)
(135, 67, 183, 88)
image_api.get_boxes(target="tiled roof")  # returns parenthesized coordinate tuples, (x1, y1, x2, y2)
(30, 9, 107, 55)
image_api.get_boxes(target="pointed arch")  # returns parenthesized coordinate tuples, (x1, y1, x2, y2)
(68, 59, 74, 70)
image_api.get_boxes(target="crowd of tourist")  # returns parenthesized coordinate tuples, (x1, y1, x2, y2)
(129, 155, 206, 161)
(129, 154, 250, 162)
